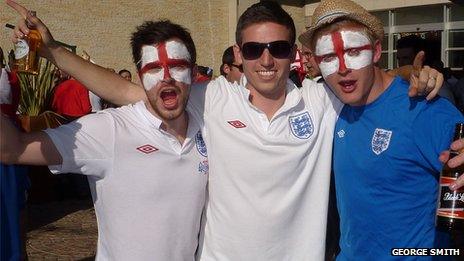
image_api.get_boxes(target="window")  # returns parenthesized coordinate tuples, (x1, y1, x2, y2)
(450, 4, 464, 22)
(369, 4, 463, 71)
(395, 5, 443, 25)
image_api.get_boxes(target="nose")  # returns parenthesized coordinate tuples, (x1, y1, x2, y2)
(259, 48, 274, 67)
(337, 55, 349, 75)
(162, 65, 173, 82)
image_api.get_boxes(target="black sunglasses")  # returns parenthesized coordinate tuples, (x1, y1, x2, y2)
(241, 41, 293, 60)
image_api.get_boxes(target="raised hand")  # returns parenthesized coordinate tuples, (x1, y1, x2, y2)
(6, 0, 58, 61)
(408, 51, 444, 100)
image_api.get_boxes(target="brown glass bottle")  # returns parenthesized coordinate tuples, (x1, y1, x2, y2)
(436, 123, 464, 231)
(13, 18, 41, 75)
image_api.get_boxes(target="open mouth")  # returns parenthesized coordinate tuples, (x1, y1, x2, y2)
(338, 80, 357, 93)
(160, 89, 178, 109)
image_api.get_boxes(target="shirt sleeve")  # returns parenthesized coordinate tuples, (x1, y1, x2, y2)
(413, 98, 464, 172)
(301, 79, 344, 115)
(44, 111, 115, 178)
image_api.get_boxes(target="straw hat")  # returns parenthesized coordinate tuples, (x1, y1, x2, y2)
(298, 0, 384, 47)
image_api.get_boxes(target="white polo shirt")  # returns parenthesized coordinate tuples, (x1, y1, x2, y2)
(190, 76, 342, 260)
(45, 101, 208, 261)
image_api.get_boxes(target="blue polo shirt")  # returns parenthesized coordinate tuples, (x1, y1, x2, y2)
(334, 77, 463, 260)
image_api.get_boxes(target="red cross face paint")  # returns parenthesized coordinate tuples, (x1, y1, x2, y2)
(139, 40, 192, 91)
(315, 31, 373, 78)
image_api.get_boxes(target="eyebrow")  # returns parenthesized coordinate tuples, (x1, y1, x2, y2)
(139, 59, 191, 75)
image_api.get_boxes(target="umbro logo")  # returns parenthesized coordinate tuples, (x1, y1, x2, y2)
(136, 144, 158, 154)
(227, 120, 246, 128)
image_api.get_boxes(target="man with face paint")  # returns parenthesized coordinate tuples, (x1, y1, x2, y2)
(1, 18, 208, 260)
(299, 0, 464, 259)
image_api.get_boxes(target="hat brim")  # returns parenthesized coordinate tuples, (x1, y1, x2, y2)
(298, 13, 384, 49)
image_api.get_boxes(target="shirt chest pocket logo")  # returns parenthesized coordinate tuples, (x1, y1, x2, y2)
(371, 128, 392, 155)
(289, 112, 313, 139)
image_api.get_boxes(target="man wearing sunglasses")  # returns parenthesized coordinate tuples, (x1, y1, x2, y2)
(6, 1, 450, 260)
(220, 46, 243, 84)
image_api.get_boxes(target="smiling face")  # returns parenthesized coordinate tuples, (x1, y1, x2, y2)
(139, 39, 192, 121)
(314, 24, 381, 106)
(235, 22, 295, 99)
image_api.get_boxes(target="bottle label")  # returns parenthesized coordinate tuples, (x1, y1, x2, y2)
(14, 39, 29, 59)
(437, 177, 464, 219)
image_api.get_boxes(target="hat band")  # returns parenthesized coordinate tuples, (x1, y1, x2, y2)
(315, 11, 349, 27)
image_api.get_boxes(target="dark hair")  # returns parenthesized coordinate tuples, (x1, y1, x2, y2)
(222, 46, 235, 65)
(131, 20, 196, 70)
(236, 1, 295, 46)
(396, 35, 425, 55)
(118, 69, 131, 76)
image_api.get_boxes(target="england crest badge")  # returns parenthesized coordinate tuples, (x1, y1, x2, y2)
(289, 112, 313, 139)
(195, 131, 207, 157)
(371, 128, 392, 155)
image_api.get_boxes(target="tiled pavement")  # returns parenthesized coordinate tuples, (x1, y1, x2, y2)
(26, 200, 97, 260)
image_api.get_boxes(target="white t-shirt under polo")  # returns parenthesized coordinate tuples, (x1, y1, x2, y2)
(45, 101, 208, 261)
(191, 76, 342, 260)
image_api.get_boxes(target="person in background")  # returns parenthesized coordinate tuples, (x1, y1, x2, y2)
(51, 77, 91, 121)
(301, 44, 321, 81)
(288, 48, 305, 87)
(195, 65, 213, 82)
(219, 46, 243, 84)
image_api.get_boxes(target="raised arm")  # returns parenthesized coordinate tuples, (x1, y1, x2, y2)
(6, 0, 146, 106)
(0, 115, 61, 165)
(387, 51, 444, 100)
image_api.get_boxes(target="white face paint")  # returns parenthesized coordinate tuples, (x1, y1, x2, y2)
(315, 30, 373, 78)
(315, 34, 339, 78)
(140, 40, 192, 91)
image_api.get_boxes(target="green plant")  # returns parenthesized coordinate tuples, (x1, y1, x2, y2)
(17, 57, 56, 116)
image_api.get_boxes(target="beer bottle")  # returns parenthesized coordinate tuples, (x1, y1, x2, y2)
(13, 11, 41, 75)
(436, 123, 464, 231)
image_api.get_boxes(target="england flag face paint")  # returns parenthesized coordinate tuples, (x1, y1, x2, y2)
(315, 30, 373, 78)
(139, 40, 192, 91)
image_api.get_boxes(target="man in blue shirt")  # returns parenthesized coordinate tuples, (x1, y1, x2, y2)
(300, 0, 463, 259)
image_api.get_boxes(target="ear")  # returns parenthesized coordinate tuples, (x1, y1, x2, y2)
(223, 64, 231, 74)
(373, 40, 382, 63)
(233, 44, 243, 65)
